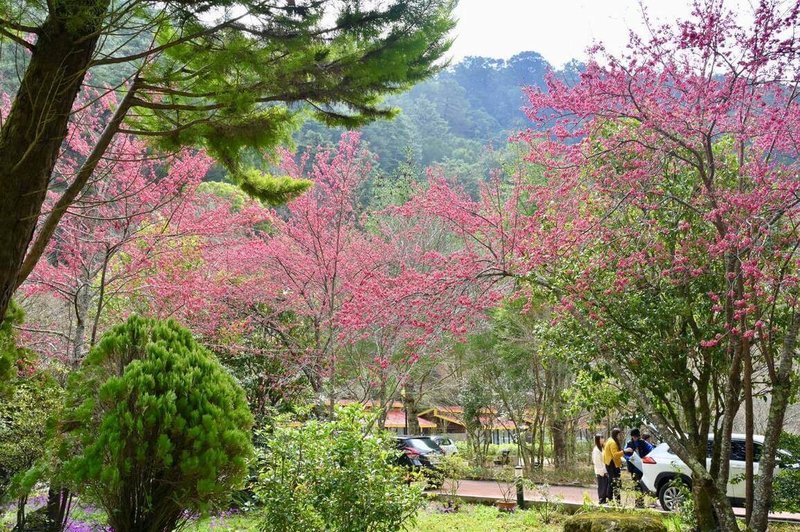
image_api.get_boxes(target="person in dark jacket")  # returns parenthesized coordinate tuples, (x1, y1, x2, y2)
(624, 428, 654, 508)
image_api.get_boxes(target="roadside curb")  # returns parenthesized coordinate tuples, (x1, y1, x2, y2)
(428, 492, 586, 514)
(427, 490, 800, 525)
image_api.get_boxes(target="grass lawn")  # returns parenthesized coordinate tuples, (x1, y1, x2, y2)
(184, 503, 800, 532)
(5, 500, 800, 531)
(411, 503, 563, 531)
(184, 504, 564, 531)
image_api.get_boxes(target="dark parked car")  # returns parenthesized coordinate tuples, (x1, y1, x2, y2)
(395, 436, 445, 486)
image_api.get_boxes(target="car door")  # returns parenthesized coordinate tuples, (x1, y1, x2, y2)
(727, 440, 747, 499)
(436, 437, 449, 453)
(706, 439, 745, 498)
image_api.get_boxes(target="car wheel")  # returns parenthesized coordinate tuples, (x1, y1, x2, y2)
(658, 481, 687, 512)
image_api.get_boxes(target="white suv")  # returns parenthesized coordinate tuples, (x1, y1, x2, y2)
(431, 435, 458, 455)
(641, 434, 798, 511)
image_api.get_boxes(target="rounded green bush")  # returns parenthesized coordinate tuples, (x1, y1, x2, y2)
(60, 316, 253, 532)
(563, 511, 667, 532)
(255, 405, 425, 532)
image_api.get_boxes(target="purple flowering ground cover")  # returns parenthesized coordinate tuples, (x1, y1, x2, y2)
(1, 495, 244, 531)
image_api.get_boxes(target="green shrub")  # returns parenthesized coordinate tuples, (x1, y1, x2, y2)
(563, 511, 667, 532)
(437, 454, 471, 510)
(0, 301, 30, 396)
(59, 316, 253, 532)
(773, 470, 800, 513)
(0, 372, 63, 520)
(773, 432, 800, 513)
(255, 405, 424, 531)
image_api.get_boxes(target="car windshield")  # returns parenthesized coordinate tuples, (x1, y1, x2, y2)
(405, 438, 440, 453)
(777, 449, 798, 467)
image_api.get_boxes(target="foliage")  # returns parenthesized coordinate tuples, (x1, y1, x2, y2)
(19, 122, 278, 370)
(773, 470, 800, 514)
(460, 299, 577, 471)
(563, 511, 667, 532)
(213, 322, 314, 426)
(0, 300, 30, 392)
(528, 483, 564, 525)
(0, 0, 458, 327)
(181, 503, 571, 532)
(399, 3, 800, 529)
(58, 316, 253, 532)
(257, 133, 384, 396)
(436, 454, 471, 510)
(294, 50, 572, 186)
(254, 405, 424, 532)
(255, 133, 485, 405)
(773, 432, 800, 513)
(412, 503, 563, 532)
(19, 118, 216, 364)
(459, 378, 494, 467)
(493, 467, 518, 503)
(0, 373, 63, 502)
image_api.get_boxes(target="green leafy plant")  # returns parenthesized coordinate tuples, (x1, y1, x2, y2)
(255, 405, 424, 532)
(59, 316, 253, 532)
(437, 454, 470, 512)
(0, 373, 64, 529)
(0, 301, 30, 395)
(529, 482, 564, 525)
(493, 467, 517, 504)
(773, 432, 800, 513)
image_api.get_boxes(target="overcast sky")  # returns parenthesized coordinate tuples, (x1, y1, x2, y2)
(449, 0, 749, 66)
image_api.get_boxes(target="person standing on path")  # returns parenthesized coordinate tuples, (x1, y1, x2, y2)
(603, 428, 625, 504)
(624, 428, 654, 508)
(592, 434, 608, 504)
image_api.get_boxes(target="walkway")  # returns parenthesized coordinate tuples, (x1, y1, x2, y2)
(438, 480, 800, 522)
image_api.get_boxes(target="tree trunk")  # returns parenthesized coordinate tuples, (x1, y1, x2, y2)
(0, 4, 108, 324)
(707, 477, 741, 532)
(72, 280, 92, 365)
(641, 404, 740, 531)
(550, 417, 567, 468)
(45, 486, 70, 532)
(750, 316, 799, 532)
(744, 349, 754, 524)
(750, 377, 792, 531)
(527, 417, 540, 474)
(15, 493, 27, 531)
(404, 394, 420, 435)
(692, 476, 718, 532)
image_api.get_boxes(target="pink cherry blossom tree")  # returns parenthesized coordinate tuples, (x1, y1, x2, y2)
(18, 119, 212, 367)
(257, 136, 492, 418)
(403, 2, 800, 529)
(337, 185, 499, 428)
(16, 93, 274, 369)
(254, 133, 387, 408)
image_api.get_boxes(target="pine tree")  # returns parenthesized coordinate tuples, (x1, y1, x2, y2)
(59, 315, 253, 532)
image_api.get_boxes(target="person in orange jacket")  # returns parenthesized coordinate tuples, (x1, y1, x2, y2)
(602, 427, 625, 504)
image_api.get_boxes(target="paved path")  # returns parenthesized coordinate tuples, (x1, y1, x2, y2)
(444, 480, 590, 504)
(438, 480, 800, 522)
